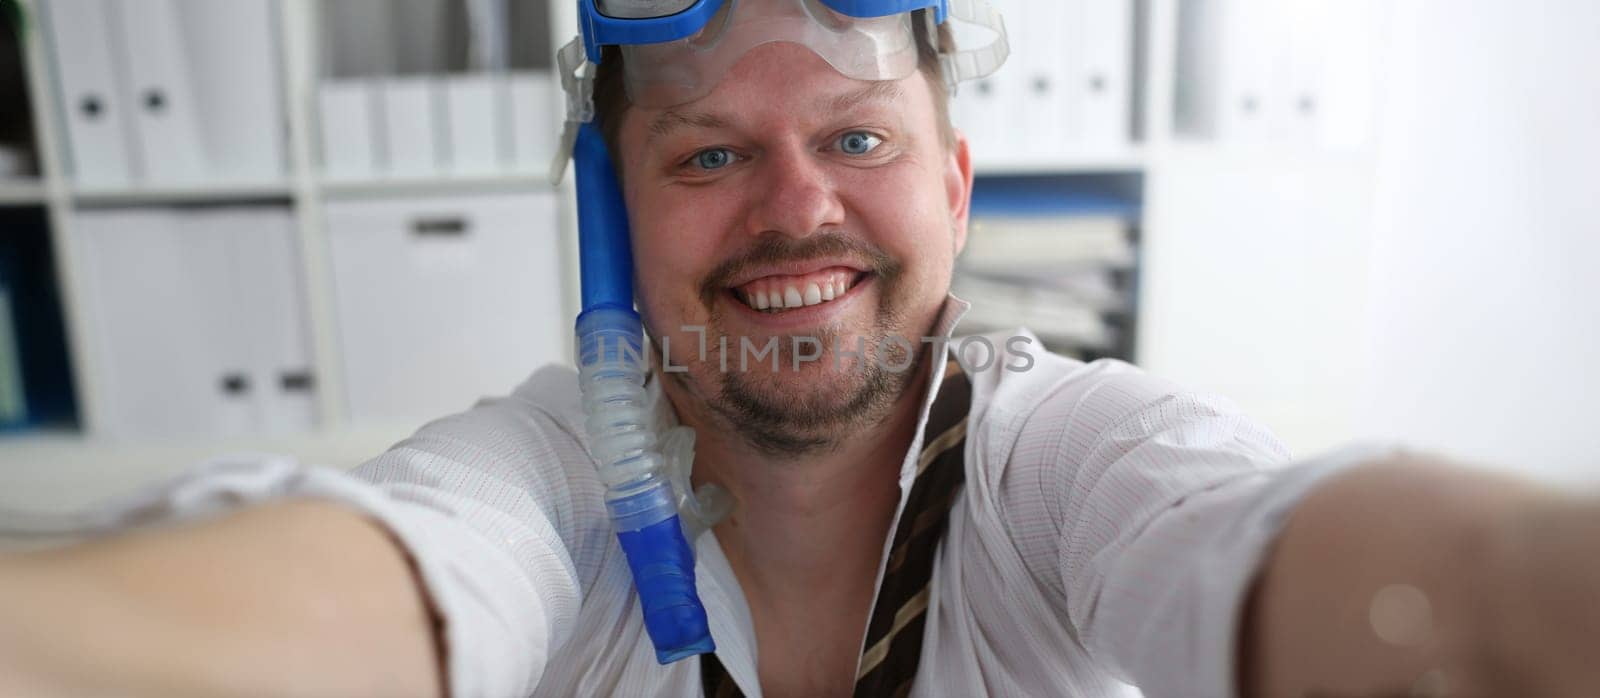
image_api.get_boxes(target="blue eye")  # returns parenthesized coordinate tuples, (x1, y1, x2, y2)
(839, 132, 882, 155)
(694, 148, 735, 170)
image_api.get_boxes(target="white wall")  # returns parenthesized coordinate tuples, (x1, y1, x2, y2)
(1141, 146, 1375, 456)
(1144, 0, 1600, 483)
(1358, 0, 1600, 483)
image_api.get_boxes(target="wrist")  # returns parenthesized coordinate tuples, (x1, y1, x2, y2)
(1481, 494, 1600, 695)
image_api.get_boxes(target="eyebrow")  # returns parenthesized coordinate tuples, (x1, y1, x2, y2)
(644, 81, 906, 145)
(647, 110, 733, 144)
(826, 81, 904, 115)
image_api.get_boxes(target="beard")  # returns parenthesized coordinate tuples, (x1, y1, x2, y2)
(711, 301, 921, 457)
(656, 231, 934, 459)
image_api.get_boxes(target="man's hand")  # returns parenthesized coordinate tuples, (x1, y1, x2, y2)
(0, 499, 444, 697)
(1241, 454, 1600, 697)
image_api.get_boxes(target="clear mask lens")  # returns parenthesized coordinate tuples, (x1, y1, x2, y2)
(594, 0, 702, 20)
(619, 0, 920, 108)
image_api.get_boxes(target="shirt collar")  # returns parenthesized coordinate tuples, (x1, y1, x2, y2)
(899, 293, 971, 486)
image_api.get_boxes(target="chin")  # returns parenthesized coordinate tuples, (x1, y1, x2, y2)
(703, 337, 919, 448)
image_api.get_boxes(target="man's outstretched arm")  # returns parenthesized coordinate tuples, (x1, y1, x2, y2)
(0, 499, 444, 697)
(1241, 455, 1600, 696)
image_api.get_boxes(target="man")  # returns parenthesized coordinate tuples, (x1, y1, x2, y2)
(2, 1, 1597, 696)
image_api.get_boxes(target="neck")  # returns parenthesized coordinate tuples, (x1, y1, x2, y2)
(663, 357, 934, 593)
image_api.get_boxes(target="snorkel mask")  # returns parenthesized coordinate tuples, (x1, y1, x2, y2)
(551, 0, 1007, 665)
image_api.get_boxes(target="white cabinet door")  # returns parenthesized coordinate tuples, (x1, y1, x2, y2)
(77, 209, 250, 439)
(77, 207, 311, 440)
(325, 191, 567, 426)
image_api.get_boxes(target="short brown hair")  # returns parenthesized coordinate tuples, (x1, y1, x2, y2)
(591, 10, 958, 172)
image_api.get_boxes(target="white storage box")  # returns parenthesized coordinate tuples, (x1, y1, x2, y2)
(324, 191, 568, 426)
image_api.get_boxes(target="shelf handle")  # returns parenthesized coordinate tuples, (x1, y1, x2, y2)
(219, 373, 251, 397)
(411, 216, 471, 237)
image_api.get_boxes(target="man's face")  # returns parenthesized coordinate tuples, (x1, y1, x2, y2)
(617, 42, 974, 456)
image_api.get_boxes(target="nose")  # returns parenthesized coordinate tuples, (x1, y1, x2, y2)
(743, 142, 845, 240)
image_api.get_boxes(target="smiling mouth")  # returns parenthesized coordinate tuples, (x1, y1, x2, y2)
(731, 267, 868, 313)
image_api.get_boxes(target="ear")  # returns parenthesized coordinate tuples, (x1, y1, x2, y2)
(944, 127, 976, 256)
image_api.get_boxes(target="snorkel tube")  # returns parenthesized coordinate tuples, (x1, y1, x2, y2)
(571, 122, 717, 663)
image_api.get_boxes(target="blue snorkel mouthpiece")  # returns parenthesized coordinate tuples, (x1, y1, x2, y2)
(572, 122, 716, 663)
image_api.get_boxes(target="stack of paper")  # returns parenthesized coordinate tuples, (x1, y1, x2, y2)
(963, 214, 1134, 271)
(955, 179, 1138, 354)
(953, 274, 1118, 351)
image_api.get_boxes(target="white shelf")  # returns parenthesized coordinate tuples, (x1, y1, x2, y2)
(71, 181, 294, 206)
(318, 172, 554, 199)
(4, 0, 1167, 482)
(0, 424, 412, 513)
(973, 149, 1147, 176)
(0, 180, 47, 206)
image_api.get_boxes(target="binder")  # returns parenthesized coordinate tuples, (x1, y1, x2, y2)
(180, 209, 262, 437)
(990, 0, 1072, 161)
(41, 0, 136, 188)
(444, 74, 501, 175)
(507, 72, 557, 172)
(318, 80, 379, 180)
(113, 0, 208, 185)
(1077, 0, 1133, 150)
(231, 209, 316, 434)
(1280, 0, 1329, 145)
(951, 75, 1006, 163)
(949, 0, 1012, 163)
(1216, 0, 1279, 142)
(1036, 0, 1079, 155)
(178, 0, 287, 183)
(997, 0, 1051, 161)
(0, 281, 25, 427)
(380, 77, 441, 177)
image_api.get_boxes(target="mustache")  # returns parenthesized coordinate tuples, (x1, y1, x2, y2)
(698, 232, 902, 308)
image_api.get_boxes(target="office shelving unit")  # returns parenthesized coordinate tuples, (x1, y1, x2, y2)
(1, 0, 579, 475)
(0, 182, 44, 205)
(1, 0, 1182, 479)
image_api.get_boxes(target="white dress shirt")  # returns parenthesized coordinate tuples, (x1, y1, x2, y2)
(90, 296, 1381, 697)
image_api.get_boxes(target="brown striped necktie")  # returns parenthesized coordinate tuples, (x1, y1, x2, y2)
(701, 359, 972, 698)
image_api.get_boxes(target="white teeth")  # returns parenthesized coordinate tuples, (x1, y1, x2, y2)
(737, 275, 858, 312)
